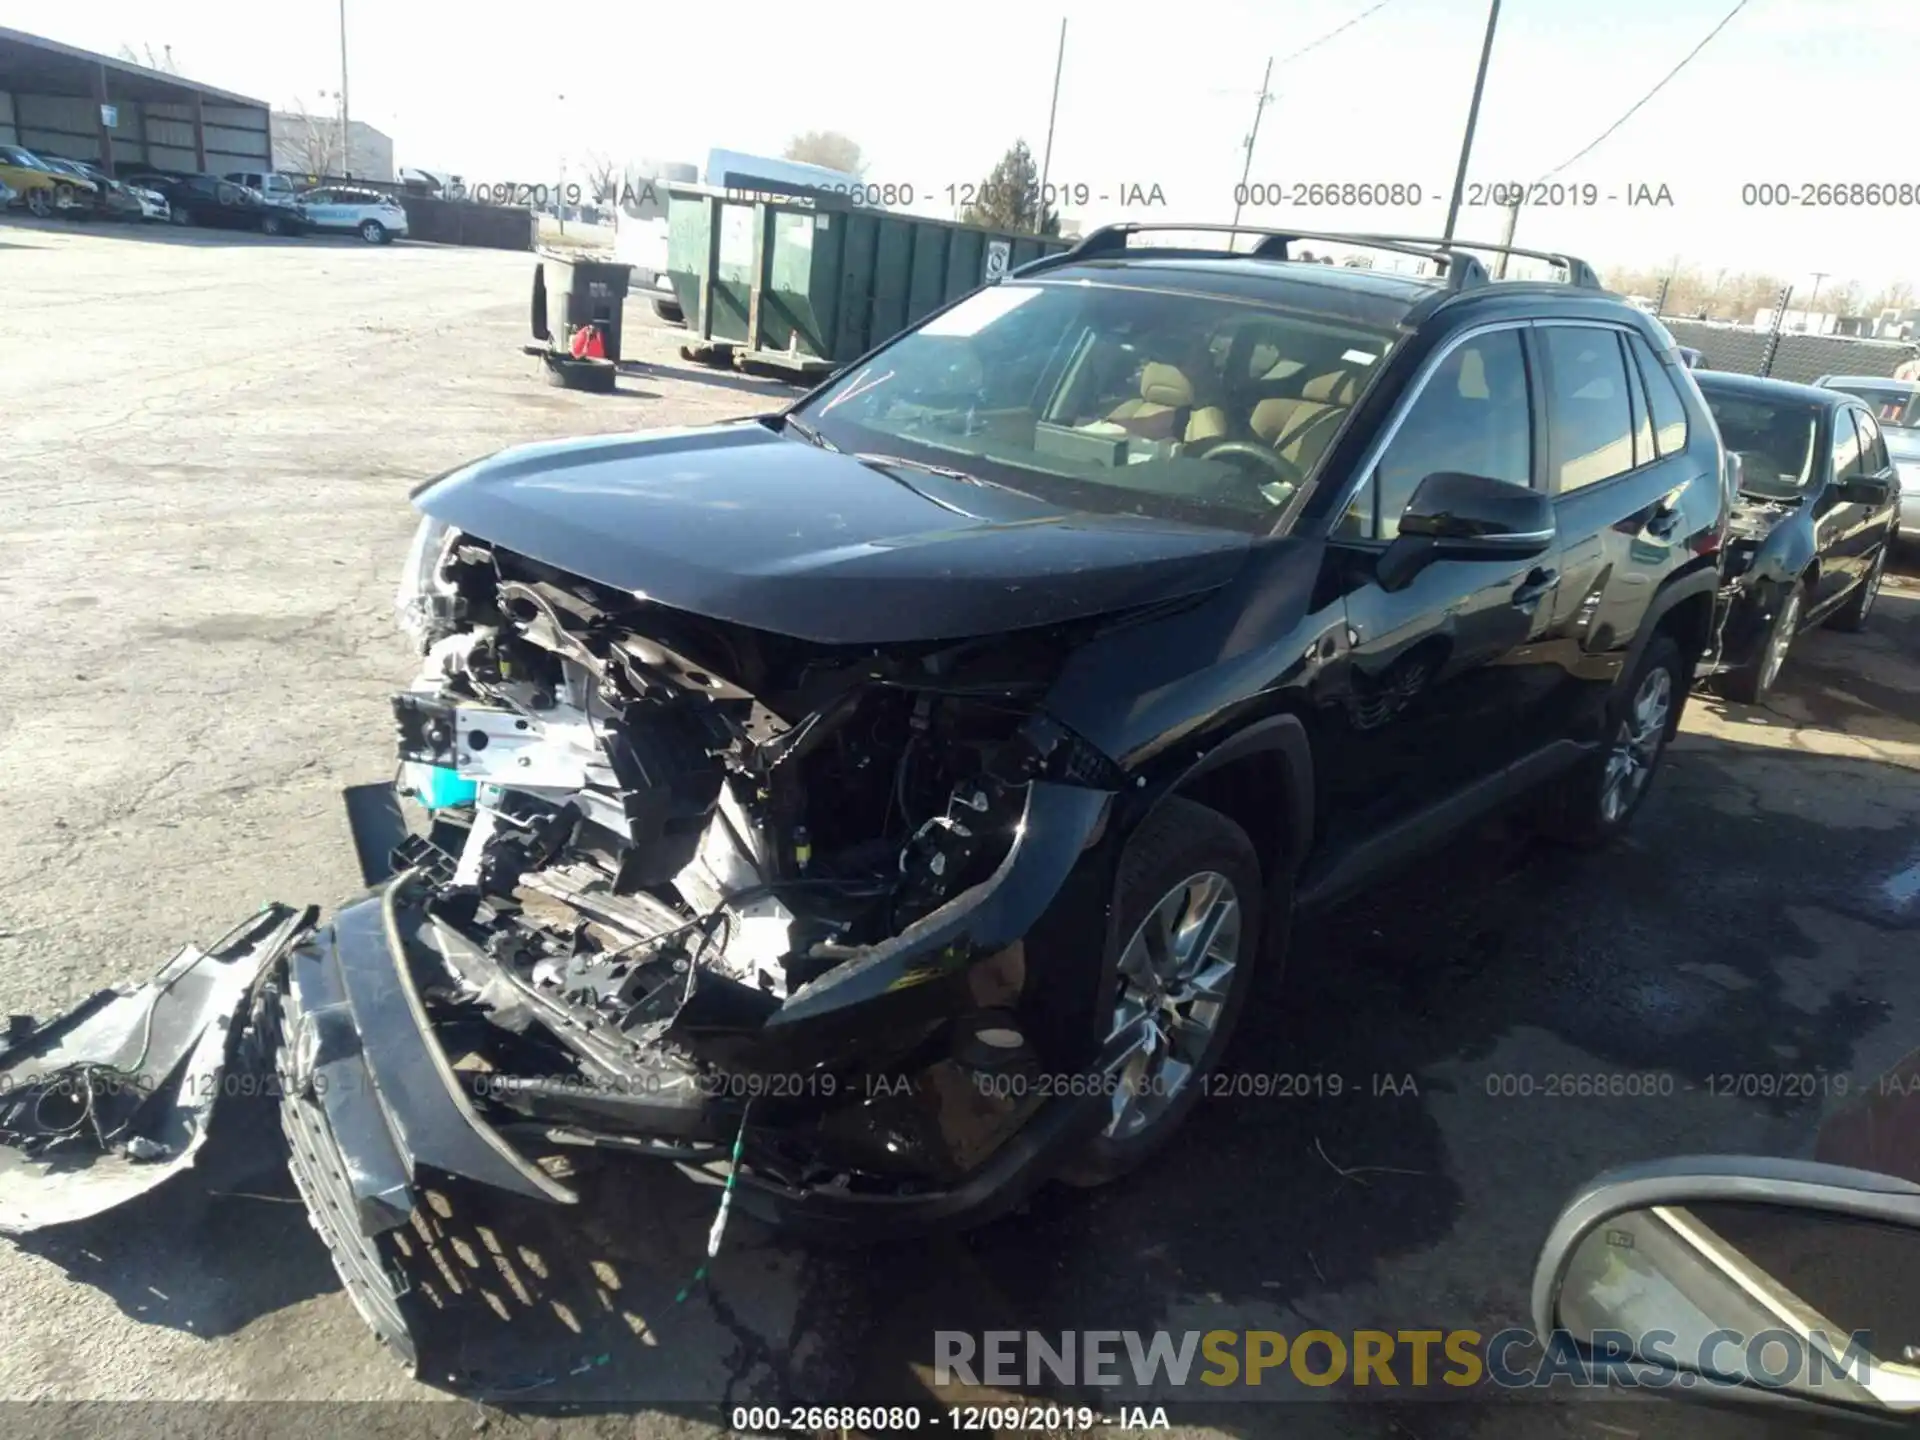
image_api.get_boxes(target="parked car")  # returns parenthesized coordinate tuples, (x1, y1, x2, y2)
(296, 185, 409, 243)
(0, 143, 96, 218)
(222, 169, 307, 211)
(0, 226, 1731, 1367)
(35, 156, 143, 220)
(136, 174, 307, 235)
(1694, 372, 1901, 702)
(1814, 374, 1920, 539)
(65, 160, 169, 222)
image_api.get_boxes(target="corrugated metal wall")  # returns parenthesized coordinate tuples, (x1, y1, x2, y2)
(0, 89, 269, 172)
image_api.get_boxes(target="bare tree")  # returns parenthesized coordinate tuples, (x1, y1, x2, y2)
(280, 100, 344, 181)
(783, 130, 865, 175)
(116, 42, 181, 74)
(581, 152, 622, 206)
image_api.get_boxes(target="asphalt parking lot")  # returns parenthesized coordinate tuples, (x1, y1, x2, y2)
(1, 218, 1917, 1440)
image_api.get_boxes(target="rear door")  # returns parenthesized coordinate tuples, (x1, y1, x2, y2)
(1316, 322, 1564, 847)
(303, 188, 346, 227)
(1534, 323, 1711, 741)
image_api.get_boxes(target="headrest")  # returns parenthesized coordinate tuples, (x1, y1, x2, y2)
(1140, 362, 1195, 408)
(1456, 347, 1489, 400)
(1302, 371, 1356, 404)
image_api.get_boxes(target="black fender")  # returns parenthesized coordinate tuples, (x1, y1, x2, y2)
(1618, 555, 1722, 692)
(1147, 710, 1314, 875)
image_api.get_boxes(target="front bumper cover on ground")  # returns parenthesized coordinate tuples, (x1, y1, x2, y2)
(0, 905, 314, 1234)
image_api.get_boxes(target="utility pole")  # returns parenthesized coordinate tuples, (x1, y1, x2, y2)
(1230, 55, 1275, 233)
(1037, 17, 1066, 233)
(337, 0, 351, 178)
(556, 93, 570, 236)
(1808, 270, 1829, 307)
(1493, 196, 1520, 278)
(1442, 0, 1502, 245)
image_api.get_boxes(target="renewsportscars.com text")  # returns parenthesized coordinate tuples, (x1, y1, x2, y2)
(934, 1327, 1876, 1396)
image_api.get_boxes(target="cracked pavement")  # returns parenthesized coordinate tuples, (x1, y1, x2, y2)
(0, 219, 1916, 1440)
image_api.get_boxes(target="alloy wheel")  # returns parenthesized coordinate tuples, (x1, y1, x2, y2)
(1600, 664, 1673, 824)
(26, 188, 51, 218)
(1761, 590, 1801, 695)
(1102, 870, 1242, 1140)
(360, 220, 383, 243)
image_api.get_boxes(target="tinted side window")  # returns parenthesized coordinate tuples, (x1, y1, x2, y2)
(1832, 411, 1865, 481)
(1345, 328, 1533, 540)
(1543, 327, 1635, 491)
(1854, 408, 1891, 471)
(1626, 332, 1689, 456)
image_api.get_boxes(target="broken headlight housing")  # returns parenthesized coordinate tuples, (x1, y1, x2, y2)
(395, 514, 462, 652)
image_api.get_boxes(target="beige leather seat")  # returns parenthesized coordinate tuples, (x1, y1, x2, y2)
(1247, 370, 1359, 468)
(1100, 362, 1230, 446)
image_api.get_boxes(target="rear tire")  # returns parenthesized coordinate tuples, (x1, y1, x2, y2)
(1538, 633, 1685, 847)
(260, 212, 285, 236)
(1056, 797, 1265, 1188)
(1825, 540, 1888, 633)
(25, 187, 52, 219)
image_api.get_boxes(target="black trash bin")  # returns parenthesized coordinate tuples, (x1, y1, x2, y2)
(530, 256, 634, 364)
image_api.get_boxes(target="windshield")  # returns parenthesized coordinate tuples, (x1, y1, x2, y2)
(1822, 381, 1920, 432)
(1700, 390, 1821, 500)
(791, 280, 1396, 535)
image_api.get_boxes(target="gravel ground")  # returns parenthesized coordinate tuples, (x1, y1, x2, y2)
(0, 217, 1916, 1440)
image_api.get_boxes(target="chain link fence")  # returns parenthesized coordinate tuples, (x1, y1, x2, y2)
(1659, 315, 1918, 385)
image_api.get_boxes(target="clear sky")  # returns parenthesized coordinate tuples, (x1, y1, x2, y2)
(15, 0, 1919, 292)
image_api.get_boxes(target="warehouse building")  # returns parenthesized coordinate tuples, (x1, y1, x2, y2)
(269, 112, 394, 183)
(0, 24, 269, 176)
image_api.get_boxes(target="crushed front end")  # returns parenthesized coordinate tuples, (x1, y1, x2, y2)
(291, 520, 1128, 1269)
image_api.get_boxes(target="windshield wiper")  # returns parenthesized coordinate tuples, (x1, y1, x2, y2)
(781, 414, 839, 451)
(855, 452, 987, 484)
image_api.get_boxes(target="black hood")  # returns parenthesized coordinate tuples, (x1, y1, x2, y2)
(414, 423, 1252, 643)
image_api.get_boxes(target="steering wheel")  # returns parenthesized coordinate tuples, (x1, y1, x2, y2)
(1193, 440, 1307, 502)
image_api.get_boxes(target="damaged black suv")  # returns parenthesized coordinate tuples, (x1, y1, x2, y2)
(0, 226, 1729, 1362)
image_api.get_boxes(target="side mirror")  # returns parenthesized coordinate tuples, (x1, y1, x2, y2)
(1531, 1156, 1920, 1423)
(1838, 475, 1892, 507)
(1376, 471, 1555, 591)
(1725, 451, 1746, 499)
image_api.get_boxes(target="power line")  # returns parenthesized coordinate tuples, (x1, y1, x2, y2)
(1540, 0, 1750, 179)
(1275, 0, 1397, 70)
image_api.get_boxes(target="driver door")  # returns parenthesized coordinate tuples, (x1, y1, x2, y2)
(1316, 324, 1564, 851)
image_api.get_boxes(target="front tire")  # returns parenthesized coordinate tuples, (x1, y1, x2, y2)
(169, 204, 193, 226)
(1825, 540, 1889, 633)
(359, 219, 387, 243)
(1057, 796, 1264, 1188)
(1539, 633, 1685, 847)
(1724, 581, 1803, 704)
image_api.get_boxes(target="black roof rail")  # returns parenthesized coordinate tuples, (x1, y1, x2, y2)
(1007, 222, 1491, 289)
(1343, 234, 1605, 289)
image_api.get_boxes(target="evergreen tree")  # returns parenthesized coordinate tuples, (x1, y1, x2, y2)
(959, 140, 1060, 236)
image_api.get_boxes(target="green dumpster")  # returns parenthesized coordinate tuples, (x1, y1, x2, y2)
(664, 183, 1070, 377)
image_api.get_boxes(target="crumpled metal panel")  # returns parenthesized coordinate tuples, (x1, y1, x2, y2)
(0, 905, 315, 1234)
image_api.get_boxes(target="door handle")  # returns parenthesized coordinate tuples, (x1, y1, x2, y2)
(1511, 566, 1558, 608)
